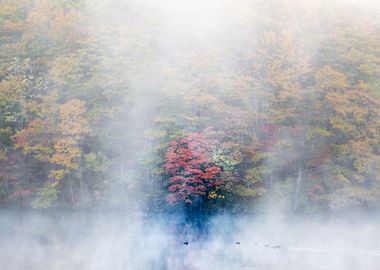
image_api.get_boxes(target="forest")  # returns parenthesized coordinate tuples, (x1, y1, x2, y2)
(0, 0, 379, 215)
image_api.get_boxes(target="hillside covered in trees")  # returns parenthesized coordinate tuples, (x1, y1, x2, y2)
(0, 0, 379, 214)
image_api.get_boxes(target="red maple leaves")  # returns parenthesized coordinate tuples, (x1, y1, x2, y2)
(163, 133, 221, 204)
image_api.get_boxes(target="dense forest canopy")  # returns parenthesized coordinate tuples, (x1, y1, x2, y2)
(0, 0, 379, 214)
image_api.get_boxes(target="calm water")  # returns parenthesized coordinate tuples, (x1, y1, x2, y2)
(0, 210, 379, 270)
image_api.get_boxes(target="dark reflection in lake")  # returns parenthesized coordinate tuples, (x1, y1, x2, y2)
(0, 210, 379, 270)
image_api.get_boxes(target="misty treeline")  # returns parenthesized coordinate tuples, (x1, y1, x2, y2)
(0, 0, 379, 213)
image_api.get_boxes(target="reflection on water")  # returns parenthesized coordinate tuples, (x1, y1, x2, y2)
(0, 211, 379, 270)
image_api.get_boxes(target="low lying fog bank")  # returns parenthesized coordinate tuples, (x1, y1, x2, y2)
(0, 210, 379, 270)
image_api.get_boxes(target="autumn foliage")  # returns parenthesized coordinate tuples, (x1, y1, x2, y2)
(164, 133, 221, 205)
(0, 0, 379, 212)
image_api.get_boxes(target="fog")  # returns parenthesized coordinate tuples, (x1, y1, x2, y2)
(1, 0, 380, 269)
(1, 211, 380, 269)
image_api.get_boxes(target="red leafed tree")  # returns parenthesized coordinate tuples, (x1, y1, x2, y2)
(164, 133, 221, 205)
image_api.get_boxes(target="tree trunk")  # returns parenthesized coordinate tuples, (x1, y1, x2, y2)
(270, 172, 273, 189)
(69, 176, 75, 205)
(79, 176, 83, 203)
(294, 165, 303, 210)
(79, 158, 84, 203)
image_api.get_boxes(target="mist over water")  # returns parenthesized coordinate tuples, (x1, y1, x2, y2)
(1, 0, 380, 269)
(1, 211, 380, 270)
